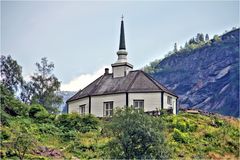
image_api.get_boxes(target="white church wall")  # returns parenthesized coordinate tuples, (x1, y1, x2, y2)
(163, 93, 177, 114)
(128, 92, 161, 111)
(113, 66, 125, 78)
(68, 97, 89, 114)
(112, 65, 132, 78)
(91, 93, 126, 117)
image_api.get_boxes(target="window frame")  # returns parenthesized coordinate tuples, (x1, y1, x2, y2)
(79, 104, 86, 115)
(133, 99, 144, 110)
(167, 96, 172, 105)
(103, 101, 114, 117)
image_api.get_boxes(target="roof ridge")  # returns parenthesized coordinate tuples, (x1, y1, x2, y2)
(126, 70, 141, 91)
(140, 70, 163, 90)
(141, 71, 177, 97)
(66, 75, 103, 102)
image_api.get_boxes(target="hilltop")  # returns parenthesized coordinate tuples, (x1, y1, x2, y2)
(145, 29, 239, 117)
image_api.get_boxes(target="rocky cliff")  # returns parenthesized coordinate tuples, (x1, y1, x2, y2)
(150, 29, 239, 117)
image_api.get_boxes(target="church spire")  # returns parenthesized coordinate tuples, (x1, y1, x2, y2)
(111, 15, 133, 78)
(119, 15, 126, 50)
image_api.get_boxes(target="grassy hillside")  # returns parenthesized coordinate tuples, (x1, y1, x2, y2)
(0, 86, 239, 159)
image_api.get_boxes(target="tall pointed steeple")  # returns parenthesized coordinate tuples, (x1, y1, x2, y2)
(111, 15, 133, 78)
(119, 16, 126, 50)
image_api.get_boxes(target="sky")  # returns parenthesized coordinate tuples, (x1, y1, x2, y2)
(1, 1, 239, 91)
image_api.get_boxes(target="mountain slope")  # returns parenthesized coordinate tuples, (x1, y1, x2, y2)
(149, 29, 239, 117)
(57, 91, 76, 113)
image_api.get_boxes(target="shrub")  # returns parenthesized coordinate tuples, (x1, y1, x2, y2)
(173, 118, 197, 132)
(29, 104, 48, 119)
(38, 123, 60, 135)
(106, 108, 171, 159)
(80, 115, 99, 133)
(204, 132, 215, 141)
(55, 113, 82, 131)
(0, 129, 10, 140)
(5, 149, 17, 158)
(3, 99, 29, 117)
(56, 113, 99, 133)
(10, 125, 36, 160)
(173, 128, 190, 143)
(60, 131, 77, 141)
(0, 109, 11, 126)
(176, 121, 187, 132)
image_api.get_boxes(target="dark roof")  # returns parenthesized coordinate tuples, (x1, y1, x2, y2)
(67, 70, 177, 102)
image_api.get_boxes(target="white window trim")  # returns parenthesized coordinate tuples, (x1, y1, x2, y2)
(167, 96, 172, 105)
(103, 101, 114, 117)
(133, 100, 144, 110)
(79, 104, 86, 115)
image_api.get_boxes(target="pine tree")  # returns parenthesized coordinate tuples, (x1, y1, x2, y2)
(173, 43, 178, 53)
(205, 34, 209, 41)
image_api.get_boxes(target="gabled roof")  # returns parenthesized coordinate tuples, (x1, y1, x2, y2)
(67, 70, 177, 103)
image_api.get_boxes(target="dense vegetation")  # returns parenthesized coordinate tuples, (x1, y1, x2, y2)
(0, 84, 239, 159)
(0, 55, 62, 114)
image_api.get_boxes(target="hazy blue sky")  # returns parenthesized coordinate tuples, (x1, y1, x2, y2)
(1, 1, 239, 91)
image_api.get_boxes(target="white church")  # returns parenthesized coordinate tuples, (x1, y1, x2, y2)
(67, 18, 178, 117)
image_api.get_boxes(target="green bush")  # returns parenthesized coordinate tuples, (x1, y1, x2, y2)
(173, 128, 190, 143)
(29, 104, 48, 118)
(55, 113, 82, 131)
(107, 108, 171, 159)
(38, 123, 60, 135)
(0, 109, 11, 126)
(204, 132, 215, 141)
(3, 98, 29, 117)
(173, 118, 197, 132)
(0, 130, 10, 140)
(60, 131, 77, 142)
(80, 115, 99, 133)
(5, 149, 17, 158)
(56, 113, 99, 133)
(176, 121, 187, 132)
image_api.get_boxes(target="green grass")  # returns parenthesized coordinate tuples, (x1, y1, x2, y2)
(1, 110, 239, 159)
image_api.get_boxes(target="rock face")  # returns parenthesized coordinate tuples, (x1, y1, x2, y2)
(151, 29, 239, 117)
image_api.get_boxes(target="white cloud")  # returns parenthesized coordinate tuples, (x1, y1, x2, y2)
(61, 66, 111, 91)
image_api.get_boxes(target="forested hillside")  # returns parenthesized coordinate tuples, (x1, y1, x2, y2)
(144, 28, 239, 117)
(0, 85, 239, 159)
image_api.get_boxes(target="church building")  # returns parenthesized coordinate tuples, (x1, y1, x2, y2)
(67, 18, 178, 117)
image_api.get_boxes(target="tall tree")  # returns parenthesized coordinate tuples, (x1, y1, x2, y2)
(205, 34, 209, 41)
(196, 33, 204, 42)
(0, 55, 23, 94)
(20, 81, 35, 104)
(189, 38, 196, 45)
(173, 43, 178, 53)
(31, 57, 62, 113)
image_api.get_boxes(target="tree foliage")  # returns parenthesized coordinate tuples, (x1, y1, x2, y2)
(11, 127, 36, 160)
(173, 42, 178, 53)
(143, 59, 161, 74)
(31, 57, 62, 113)
(0, 55, 23, 94)
(20, 81, 35, 104)
(107, 108, 170, 159)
